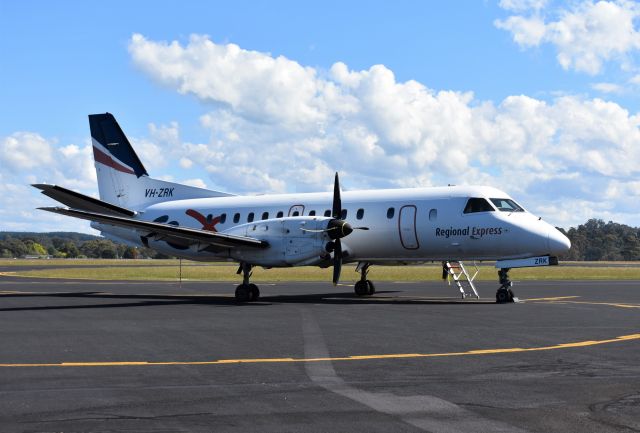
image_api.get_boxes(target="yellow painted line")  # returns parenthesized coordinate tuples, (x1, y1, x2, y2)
(555, 301, 640, 309)
(523, 296, 580, 301)
(1, 333, 638, 368)
(527, 297, 640, 309)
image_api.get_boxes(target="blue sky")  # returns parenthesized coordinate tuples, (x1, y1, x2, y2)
(2, 0, 640, 232)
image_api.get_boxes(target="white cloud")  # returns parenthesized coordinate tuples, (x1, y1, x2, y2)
(1, 132, 54, 170)
(182, 178, 208, 189)
(125, 33, 640, 227)
(591, 82, 624, 93)
(0, 133, 98, 233)
(498, 0, 548, 12)
(129, 33, 327, 130)
(496, 0, 640, 75)
(179, 157, 193, 169)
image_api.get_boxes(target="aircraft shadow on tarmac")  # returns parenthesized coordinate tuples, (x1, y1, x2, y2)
(0, 291, 493, 312)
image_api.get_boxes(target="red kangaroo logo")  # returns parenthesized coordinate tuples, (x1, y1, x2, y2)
(186, 209, 221, 232)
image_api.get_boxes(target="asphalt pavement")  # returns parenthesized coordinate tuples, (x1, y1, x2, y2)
(0, 275, 638, 432)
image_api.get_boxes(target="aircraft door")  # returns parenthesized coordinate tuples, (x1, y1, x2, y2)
(399, 205, 419, 249)
(288, 205, 305, 216)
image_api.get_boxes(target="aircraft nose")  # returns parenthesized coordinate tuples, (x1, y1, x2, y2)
(548, 228, 571, 255)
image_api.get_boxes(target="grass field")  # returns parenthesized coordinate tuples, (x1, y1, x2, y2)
(2, 259, 640, 281)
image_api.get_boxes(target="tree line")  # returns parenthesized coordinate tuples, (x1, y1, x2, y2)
(1, 218, 639, 260)
(558, 219, 640, 261)
(0, 232, 169, 259)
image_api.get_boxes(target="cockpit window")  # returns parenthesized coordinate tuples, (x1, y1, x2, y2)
(490, 198, 524, 212)
(463, 198, 495, 214)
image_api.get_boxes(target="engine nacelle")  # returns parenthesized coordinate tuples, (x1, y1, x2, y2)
(222, 216, 333, 267)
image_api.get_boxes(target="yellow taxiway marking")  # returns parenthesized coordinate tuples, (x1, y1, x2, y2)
(525, 296, 640, 309)
(553, 300, 640, 309)
(522, 296, 580, 301)
(1, 333, 638, 368)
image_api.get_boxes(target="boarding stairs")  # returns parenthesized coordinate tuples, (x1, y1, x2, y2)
(445, 261, 480, 299)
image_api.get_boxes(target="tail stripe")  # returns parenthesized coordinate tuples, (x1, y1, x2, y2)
(92, 144, 136, 175)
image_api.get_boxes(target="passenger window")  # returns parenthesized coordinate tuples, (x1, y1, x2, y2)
(324, 209, 331, 217)
(490, 198, 524, 212)
(356, 208, 364, 220)
(233, 213, 240, 223)
(309, 210, 316, 216)
(276, 211, 284, 218)
(429, 209, 437, 221)
(220, 213, 227, 224)
(341, 209, 347, 219)
(292, 211, 299, 217)
(387, 207, 395, 219)
(262, 212, 269, 220)
(248, 212, 255, 222)
(463, 198, 495, 214)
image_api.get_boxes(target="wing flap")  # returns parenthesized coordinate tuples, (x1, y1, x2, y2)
(38, 207, 268, 249)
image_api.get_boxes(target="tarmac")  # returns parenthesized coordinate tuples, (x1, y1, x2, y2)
(0, 274, 638, 432)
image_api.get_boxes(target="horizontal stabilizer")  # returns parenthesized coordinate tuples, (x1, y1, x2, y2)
(32, 184, 135, 217)
(38, 207, 268, 250)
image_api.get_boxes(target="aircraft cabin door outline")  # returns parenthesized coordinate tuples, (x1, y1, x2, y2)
(288, 204, 305, 216)
(398, 205, 419, 249)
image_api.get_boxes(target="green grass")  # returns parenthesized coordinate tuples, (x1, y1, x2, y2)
(3, 259, 640, 281)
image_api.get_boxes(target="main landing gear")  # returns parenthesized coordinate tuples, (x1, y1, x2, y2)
(496, 268, 515, 303)
(354, 262, 376, 296)
(235, 262, 260, 303)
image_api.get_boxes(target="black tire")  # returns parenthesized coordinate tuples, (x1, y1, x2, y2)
(248, 283, 260, 302)
(366, 280, 376, 295)
(235, 284, 251, 303)
(496, 288, 511, 304)
(354, 280, 368, 296)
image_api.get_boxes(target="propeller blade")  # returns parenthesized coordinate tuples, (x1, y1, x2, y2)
(332, 238, 342, 285)
(332, 172, 341, 219)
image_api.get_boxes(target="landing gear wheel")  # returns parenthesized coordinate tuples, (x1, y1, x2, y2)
(366, 280, 376, 295)
(235, 284, 251, 303)
(248, 283, 260, 302)
(496, 287, 513, 304)
(354, 280, 368, 296)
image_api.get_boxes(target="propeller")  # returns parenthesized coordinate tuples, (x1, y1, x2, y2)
(332, 173, 344, 285)
(329, 173, 369, 285)
(298, 173, 367, 285)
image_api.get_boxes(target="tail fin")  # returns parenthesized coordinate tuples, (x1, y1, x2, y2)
(89, 113, 233, 209)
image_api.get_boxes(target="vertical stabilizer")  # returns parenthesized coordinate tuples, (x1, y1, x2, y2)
(89, 113, 233, 209)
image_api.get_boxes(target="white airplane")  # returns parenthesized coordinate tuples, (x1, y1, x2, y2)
(34, 113, 571, 303)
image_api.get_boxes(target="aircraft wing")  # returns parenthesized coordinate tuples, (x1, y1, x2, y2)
(38, 207, 269, 249)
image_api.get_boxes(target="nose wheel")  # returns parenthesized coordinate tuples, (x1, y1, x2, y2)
(235, 263, 260, 303)
(496, 268, 515, 303)
(354, 262, 376, 296)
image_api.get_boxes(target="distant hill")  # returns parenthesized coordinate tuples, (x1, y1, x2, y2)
(0, 231, 100, 242)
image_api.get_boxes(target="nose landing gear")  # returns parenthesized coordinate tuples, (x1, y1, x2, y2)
(496, 268, 515, 303)
(235, 262, 260, 303)
(354, 262, 376, 296)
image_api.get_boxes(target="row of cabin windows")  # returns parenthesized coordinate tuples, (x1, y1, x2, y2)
(208, 207, 428, 225)
(212, 208, 367, 225)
